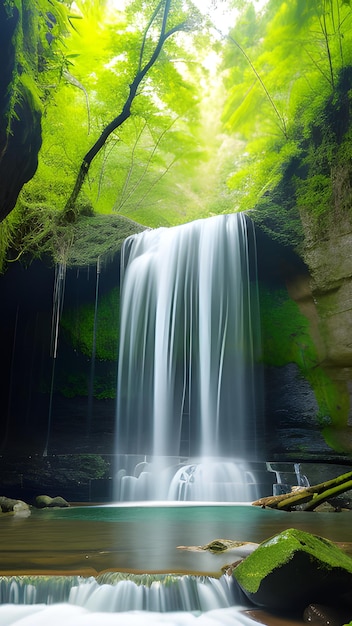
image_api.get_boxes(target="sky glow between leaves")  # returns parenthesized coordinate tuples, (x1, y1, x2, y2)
(106, 1, 269, 35)
(192, 0, 269, 33)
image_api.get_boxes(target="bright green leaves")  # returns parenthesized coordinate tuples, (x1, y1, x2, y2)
(16, 0, 214, 230)
(219, 0, 352, 250)
(5, 0, 70, 133)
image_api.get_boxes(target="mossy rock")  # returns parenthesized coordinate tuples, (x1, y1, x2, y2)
(233, 528, 352, 611)
(0, 496, 30, 514)
(64, 214, 146, 266)
(35, 495, 70, 509)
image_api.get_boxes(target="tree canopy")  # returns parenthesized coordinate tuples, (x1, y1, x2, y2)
(1, 0, 352, 268)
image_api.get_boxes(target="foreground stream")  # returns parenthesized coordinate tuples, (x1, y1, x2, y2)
(0, 503, 351, 574)
(0, 504, 351, 626)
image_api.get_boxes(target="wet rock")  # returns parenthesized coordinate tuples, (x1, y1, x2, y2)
(35, 495, 70, 508)
(0, 496, 30, 514)
(232, 528, 352, 611)
(303, 603, 352, 625)
(178, 539, 259, 554)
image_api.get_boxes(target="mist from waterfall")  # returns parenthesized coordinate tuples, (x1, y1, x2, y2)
(115, 213, 263, 501)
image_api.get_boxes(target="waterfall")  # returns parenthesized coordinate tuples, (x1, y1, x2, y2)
(43, 262, 67, 456)
(115, 213, 263, 501)
(87, 258, 101, 437)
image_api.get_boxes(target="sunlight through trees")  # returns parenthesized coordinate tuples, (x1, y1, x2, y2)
(1, 0, 352, 267)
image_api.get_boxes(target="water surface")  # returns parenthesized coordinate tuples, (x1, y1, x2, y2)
(0, 504, 351, 575)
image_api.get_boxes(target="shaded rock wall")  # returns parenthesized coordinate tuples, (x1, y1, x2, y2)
(298, 228, 352, 455)
(256, 226, 352, 461)
(0, 0, 42, 221)
(0, 257, 119, 457)
(0, 224, 351, 465)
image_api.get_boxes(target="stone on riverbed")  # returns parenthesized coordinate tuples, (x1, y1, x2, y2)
(0, 496, 30, 514)
(35, 495, 70, 508)
(177, 539, 259, 554)
(232, 528, 352, 611)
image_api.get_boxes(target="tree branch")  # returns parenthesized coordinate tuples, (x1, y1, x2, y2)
(252, 471, 352, 511)
(62, 0, 187, 221)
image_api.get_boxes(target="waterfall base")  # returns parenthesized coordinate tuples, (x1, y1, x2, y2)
(0, 605, 260, 625)
(114, 457, 262, 502)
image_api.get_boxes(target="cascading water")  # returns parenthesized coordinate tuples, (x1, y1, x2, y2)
(0, 573, 241, 611)
(0, 573, 259, 626)
(115, 213, 263, 501)
(44, 261, 67, 456)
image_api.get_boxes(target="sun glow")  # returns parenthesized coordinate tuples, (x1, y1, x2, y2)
(106, 1, 269, 35)
(192, 0, 269, 34)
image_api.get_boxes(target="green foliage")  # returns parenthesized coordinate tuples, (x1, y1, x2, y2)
(34, 454, 109, 483)
(260, 287, 317, 371)
(295, 174, 332, 219)
(66, 453, 109, 481)
(57, 373, 88, 398)
(7, 197, 145, 266)
(221, 0, 352, 250)
(7, 196, 77, 265)
(5, 0, 69, 135)
(310, 370, 350, 429)
(61, 286, 120, 361)
(65, 214, 146, 265)
(5, 0, 352, 262)
(92, 376, 117, 400)
(10, 0, 216, 239)
(0, 215, 16, 272)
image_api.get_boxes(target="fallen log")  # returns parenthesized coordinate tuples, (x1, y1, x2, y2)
(252, 470, 352, 511)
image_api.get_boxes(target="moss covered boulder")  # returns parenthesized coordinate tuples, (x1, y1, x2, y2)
(35, 495, 70, 509)
(0, 496, 30, 514)
(233, 528, 352, 611)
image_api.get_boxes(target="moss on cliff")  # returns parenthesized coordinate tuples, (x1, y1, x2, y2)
(64, 214, 146, 266)
(260, 286, 350, 435)
(250, 66, 352, 255)
(8, 207, 146, 267)
(61, 286, 120, 361)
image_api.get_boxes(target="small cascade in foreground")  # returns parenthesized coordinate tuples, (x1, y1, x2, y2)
(0, 573, 242, 611)
(0, 573, 261, 625)
(115, 213, 263, 502)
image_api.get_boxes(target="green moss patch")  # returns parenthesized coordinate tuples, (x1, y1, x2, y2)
(233, 528, 352, 610)
(260, 287, 317, 370)
(260, 286, 350, 432)
(65, 214, 146, 266)
(61, 287, 120, 361)
(234, 528, 352, 594)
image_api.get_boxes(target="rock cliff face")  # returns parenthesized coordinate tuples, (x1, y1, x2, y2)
(299, 226, 352, 454)
(255, 224, 352, 459)
(303, 231, 352, 369)
(0, 0, 42, 221)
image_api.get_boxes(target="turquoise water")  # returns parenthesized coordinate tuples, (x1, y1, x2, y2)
(44, 503, 258, 524)
(41, 502, 352, 539)
(0, 504, 351, 576)
(0, 504, 350, 625)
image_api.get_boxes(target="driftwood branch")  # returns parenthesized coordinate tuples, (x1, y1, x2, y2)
(252, 471, 352, 511)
